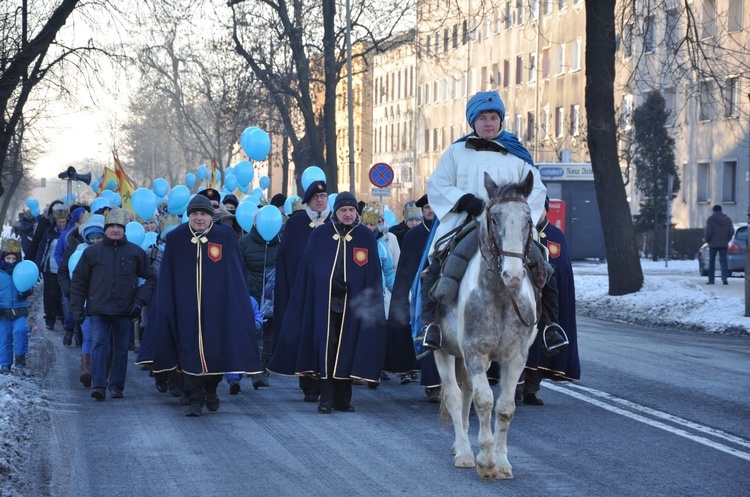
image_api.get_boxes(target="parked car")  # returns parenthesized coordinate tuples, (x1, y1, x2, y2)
(697, 223, 747, 276)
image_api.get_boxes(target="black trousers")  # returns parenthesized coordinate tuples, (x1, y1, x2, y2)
(183, 374, 222, 404)
(43, 272, 63, 326)
(319, 311, 353, 406)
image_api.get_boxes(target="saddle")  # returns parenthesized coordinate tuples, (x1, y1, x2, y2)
(430, 223, 553, 306)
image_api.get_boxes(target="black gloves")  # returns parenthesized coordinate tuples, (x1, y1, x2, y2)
(73, 309, 86, 324)
(456, 194, 485, 217)
(127, 301, 143, 318)
(331, 279, 350, 297)
(18, 289, 32, 300)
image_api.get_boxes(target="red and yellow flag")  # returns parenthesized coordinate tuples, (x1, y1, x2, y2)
(113, 154, 136, 214)
(209, 156, 220, 188)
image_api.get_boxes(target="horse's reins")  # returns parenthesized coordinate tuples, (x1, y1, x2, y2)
(480, 196, 540, 327)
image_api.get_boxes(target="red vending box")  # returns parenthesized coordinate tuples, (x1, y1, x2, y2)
(547, 199, 565, 232)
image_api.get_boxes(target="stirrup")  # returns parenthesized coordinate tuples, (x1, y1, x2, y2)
(542, 323, 569, 352)
(421, 323, 442, 351)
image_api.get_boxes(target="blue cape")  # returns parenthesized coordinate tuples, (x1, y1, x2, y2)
(455, 131, 534, 166)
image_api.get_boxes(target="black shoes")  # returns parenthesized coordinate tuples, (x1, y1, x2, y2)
(185, 402, 203, 417)
(543, 323, 569, 357)
(523, 393, 544, 406)
(252, 374, 269, 389)
(229, 380, 241, 395)
(380, 371, 391, 381)
(421, 323, 442, 350)
(179, 392, 191, 405)
(63, 331, 73, 346)
(303, 393, 320, 402)
(317, 402, 333, 414)
(723, 280, 729, 285)
(110, 390, 124, 399)
(398, 374, 412, 385)
(155, 382, 168, 393)
(514, 391, 524, 406)
(169, 387, 183, 398)
(91, 388, 106, 401)
(334, 404, 355, 412)
(205, 391, 220, 412)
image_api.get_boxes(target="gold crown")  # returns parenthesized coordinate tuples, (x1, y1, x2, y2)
(104, 207, 131, 227)
(403, 204, 422, 221)
(291, 198, 304, 212)
(360, 203, 382, 225)
(158, 214, 182, 234)
(1, 237, 22, 254)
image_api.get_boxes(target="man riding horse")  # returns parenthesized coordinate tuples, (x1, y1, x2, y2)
(419, 90, 568, 354)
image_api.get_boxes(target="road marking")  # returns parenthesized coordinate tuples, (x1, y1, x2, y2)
(543, 382, 750, 462)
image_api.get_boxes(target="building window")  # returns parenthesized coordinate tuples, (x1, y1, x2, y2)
(515, 114, 523, 137)
(725, 77, 739, 118)
(424, 83, 430, 105)
(528, 53, 537, 82)
(644, 16, 656, 53)
(556, 43, 566, 74)
(542, 0, 552, 15)
(435, 32, 441, 54)
(424, 129, 430, 153)
(433, 128, 438, 151)
(664, 88, 676, 125)
(541, 47, 550, 78)
(494, 7, 502, 33)
(697, 161, 710, 202)
(723, 161, 737, 203)
(541, 108, 550, 140)
(433, 81, 439, 103)
(491, 63, 500, 88)
(503, 59, 511, 87)
(443, 78, 449, 102)
(481, 66, 488, 90)
(558, 0, 567, 9)
(515, 55, 523, 85)
(703, 0, 717, 38)
(526, 112, 535, 141)
(470, 68, 477, 94)
(620, 94, 633, 130)
(570, 104, 580, 136)
(623, 23, 633, 58)
(452, 75, 458, 99)
(426, 35, 431, 57)
(699, 81, 713, 121)
(516, 0, 524, 25)
(505, 2, 513, 30)
(666, 9, 680, 47)
(462, 20, 468, 44)
(471, 16, 479, 41)
(570, 37, 581, 71)
(555, 107, 565, 138)
(417, 85, 422, 106)
(728, 0, 743, 33)
(453, 24, 459, 48)
(444, 28, 450, 52)
(530, 0, 539, 21)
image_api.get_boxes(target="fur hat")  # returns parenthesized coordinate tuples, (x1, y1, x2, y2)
(270, 193, 286, 208)
(186, 194, 214, 216)
(302, 181, 326, 204)
(104, 207, 131, 228)
(222, 194, 239, 208)
(333, 191, 358, 212)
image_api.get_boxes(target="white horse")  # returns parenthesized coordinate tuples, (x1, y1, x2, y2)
(434, 171, 539, 480)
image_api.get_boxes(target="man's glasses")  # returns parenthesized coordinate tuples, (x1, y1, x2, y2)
(211, 202, 220, 208)
(312, 193, 328, 200)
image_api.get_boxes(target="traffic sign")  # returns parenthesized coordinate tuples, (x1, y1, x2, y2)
(369, 163, 394, 188)
(371, 187, 391, 197)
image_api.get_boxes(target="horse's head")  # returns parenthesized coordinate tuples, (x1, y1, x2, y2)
(480, 171, 534, 289)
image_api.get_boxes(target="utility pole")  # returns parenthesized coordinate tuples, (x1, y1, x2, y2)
(745, 93, 750, 316)
(346, 0, 355, 193)
(665, 174, 673, 267)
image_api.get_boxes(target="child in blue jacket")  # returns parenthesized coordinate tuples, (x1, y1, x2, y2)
(0, 238, 32, 374)
(225, 296, 263, 394)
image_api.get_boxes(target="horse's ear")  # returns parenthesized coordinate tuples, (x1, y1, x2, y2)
(484, 172, 499, 199)
(522, 171, 534, 197)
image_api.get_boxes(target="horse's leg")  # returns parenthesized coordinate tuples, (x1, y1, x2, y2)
(434, 350, 475, 468)
(492, 352, 528, 480)
(456, 358, 473, 440)
(465, 356, 498, 480)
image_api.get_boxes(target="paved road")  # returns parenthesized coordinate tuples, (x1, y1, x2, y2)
(21, 317, 750, 497)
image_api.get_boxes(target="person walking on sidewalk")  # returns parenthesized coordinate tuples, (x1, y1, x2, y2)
(704, 205, 734, 285)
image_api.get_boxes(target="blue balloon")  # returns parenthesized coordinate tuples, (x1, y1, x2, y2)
(68, 251, 83, 274)
(25, 198, 39, 208)
(112, 193, 122, 207)
(283, 195, 301, 215)
(224, 167, 235, 177)
(141, 231, 158, 250)
(90, 180, 100, 193)
(215, 170, 222, 184)
(61, 194, 76, 204)
(224, 174, 238, 192)
(234, 160, 254, 187)
(12, 261, 38, 292)
(240, 126, 259, 157)
(327, 193, 337, 211)
(182, 212, 189, 223)
(251, 188, 264, 200)
(255, 205, 283, 242)
(235, 202, 258, 232)
(152, 178, 169, 197)
(243, 195, 261, 206)
(132, 188, 157, 221)
(259, 176, 271, 190)
(105, 179, 117, 191)
(125, 221, 145, 246)
(384, 208, 398, 228)
(168, 185, 191, 215)
(301, 166, 326, 191)
(197, 165, 208, 180)
(246, 129, 272, 161)
(238, 183, 249, 194)
(30, 206, 40, 217)
(90, 197, 110, 214)
(185, 173, 196, 188)
(99, 190, 116, 205)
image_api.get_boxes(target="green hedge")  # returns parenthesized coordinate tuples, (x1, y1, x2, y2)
(636, 228, 704, 260)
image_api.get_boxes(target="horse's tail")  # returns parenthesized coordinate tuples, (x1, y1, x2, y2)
(438, 357, 469, 426)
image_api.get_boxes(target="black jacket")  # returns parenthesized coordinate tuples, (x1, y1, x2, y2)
(238, 227, 280, 301)
(70, 235, 156, 316)
(705, 212, 734, 249)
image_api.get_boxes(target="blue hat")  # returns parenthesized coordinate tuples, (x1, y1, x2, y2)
(84, 226, 105, 242)
(466, 91, 505, 128)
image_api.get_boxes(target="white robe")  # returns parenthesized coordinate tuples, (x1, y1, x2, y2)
(425, 141, 547, 261)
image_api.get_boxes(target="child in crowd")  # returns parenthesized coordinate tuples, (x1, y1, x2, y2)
(0, 238, 32, 374)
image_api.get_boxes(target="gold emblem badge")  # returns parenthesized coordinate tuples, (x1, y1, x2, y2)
(208, 242, 222, 262)
(547, 241, 561, 259)
(353, 247, 368, 266)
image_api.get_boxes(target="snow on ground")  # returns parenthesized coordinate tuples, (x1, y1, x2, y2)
(1, 258, 749, 494)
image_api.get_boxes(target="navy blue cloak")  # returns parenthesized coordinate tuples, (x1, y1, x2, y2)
(142, 222, 262, 376)
(525, 221, 581, 381)
(384, 222, 429, 373)
(268, 221, 387, 382)
(272, 210, 330, 353)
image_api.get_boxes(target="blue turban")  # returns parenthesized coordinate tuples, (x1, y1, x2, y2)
(466, 91, 505, 127)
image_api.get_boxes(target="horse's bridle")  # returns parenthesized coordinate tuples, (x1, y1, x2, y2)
(480, 196, 540, 327)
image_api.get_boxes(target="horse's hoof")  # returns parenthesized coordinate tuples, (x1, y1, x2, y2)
(454, 454, 476, 468)
(496, 467, 513, 480)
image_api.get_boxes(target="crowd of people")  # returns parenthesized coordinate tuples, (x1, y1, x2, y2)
(2, 91, 581, 417)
